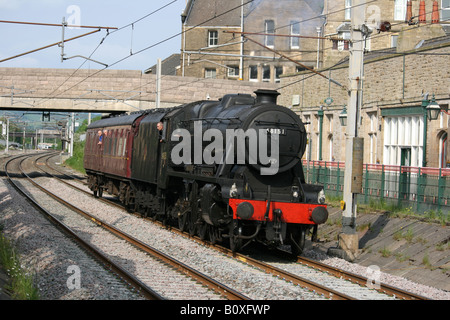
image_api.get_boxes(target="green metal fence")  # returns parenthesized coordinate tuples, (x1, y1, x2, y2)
(303, 160, 449, 215)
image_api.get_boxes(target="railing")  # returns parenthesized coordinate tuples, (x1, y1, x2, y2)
(303, 160, 450, 214)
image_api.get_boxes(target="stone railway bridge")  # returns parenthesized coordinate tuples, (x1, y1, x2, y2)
(0, 67, 276, 115)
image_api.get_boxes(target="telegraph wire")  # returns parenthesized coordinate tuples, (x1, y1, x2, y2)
(33, 0, 256, 108)
(31, 0, 182, 108)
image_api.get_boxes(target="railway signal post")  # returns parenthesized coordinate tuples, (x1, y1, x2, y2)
(328, 0, 366, 261)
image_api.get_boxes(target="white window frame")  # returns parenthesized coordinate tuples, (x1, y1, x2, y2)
(442, 0, 450, 21)
(275, 66, 283, 83)
(205, 68, 216, 79)
(262, 65, 271, 82)
(227, 66, 239, 78)
(249, 65, 258, 82)
(383, 115, 423, 167)
(265, 20, 275, 48)
(208, 30, 218, 47)
(394, 0, 407, 21)
(290, 21, 300, 49)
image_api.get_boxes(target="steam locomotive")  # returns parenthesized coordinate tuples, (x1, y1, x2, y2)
(84, 89, 328, 255)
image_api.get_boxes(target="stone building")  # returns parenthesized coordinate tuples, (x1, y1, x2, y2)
(279, 27, 450, 168)
(177, 0, 450, 168)
(179, 0, 324, 82)
(321, 0, 450, 68)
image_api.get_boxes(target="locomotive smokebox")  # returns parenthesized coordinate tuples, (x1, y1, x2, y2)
(254, 89, 280, 105)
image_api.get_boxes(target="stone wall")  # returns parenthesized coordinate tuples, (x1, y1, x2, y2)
(0, 67, 276, 112)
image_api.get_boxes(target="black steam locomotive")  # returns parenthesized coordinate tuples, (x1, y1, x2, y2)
(84, 89, 327, 254)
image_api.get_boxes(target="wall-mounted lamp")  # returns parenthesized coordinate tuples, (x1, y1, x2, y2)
(426, 94, 441, 121)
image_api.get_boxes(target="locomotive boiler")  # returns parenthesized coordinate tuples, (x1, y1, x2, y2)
(84, 89, 328, 255)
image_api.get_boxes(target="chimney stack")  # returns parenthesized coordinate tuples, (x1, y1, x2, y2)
(419, 0, 426, 24)
(431, 1, 440, 24)
(405, 0, 413, 23)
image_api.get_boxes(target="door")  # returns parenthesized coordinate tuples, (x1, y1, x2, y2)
(399, 147, 411, 202)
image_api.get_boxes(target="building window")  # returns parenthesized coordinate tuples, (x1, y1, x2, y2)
(368, 112, 378, 164)
(391, 35, 399, 48)
(249, 65, 258, 81)
(383, 115, 423, 167)
(205, 68, 216, 79)
(442, 0, 450, 21)
(337, 31, 350, 51)
(265, 20, 275, 48)
(262, 65, 271, 82)
(290, 21, 300, 49)
(394, 0, 407, 21)
(227, 66, 239, 78)
(208, 30, 218, 47)
(345, 0, 352, 20)
(275, 66, 283, 83)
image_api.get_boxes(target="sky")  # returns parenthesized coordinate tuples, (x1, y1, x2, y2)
(0, 0, 188, 71)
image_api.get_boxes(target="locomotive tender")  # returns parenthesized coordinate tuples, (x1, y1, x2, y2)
(84, 89, 328, 254)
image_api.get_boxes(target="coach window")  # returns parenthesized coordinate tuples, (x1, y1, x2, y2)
(112, 130, 117, 156)
(107, 131, 112, 155)
(122, 136, 127, 157)
(118, 129, 124, 157)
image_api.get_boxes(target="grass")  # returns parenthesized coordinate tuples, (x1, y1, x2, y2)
(379, 246, 392, 257)
(64, 140, 86, 174)
(0, 232, 39, 300)
(327, 194, 449, 226)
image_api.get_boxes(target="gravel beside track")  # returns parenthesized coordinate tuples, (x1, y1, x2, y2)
(33, 170, 327, 300)
(1, 152, 449, 300)
(0, 175, 144, 300)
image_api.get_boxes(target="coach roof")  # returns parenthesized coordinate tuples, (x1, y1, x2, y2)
(87, 112, 145, 129)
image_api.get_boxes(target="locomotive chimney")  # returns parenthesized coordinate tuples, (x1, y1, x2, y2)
(254, 89, 280, 105)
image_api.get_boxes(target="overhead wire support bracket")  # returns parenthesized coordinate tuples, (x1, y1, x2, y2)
(60, 17, 108, 67)
(0, 28, 102, 64)
(0, 18, 116, 65)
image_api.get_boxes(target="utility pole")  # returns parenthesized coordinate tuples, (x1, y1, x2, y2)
(328, 0, 366, 261)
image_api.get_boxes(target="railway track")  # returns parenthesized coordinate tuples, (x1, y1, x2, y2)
(5, 153, 245, 300)
(33, 152, 429, 300)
